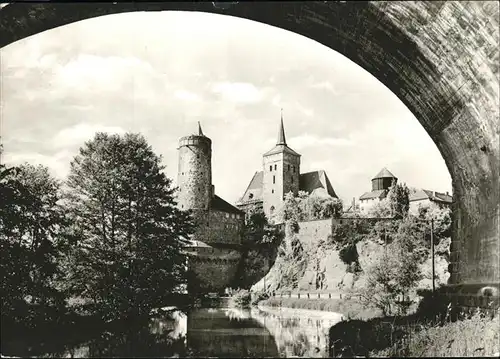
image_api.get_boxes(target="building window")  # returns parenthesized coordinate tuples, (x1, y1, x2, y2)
(274, 164, 277, 170)
(272, 189, 274, 194)
(273, 175, 275, 184)
(269, 165, 272, 171)
(225, 213, 229, 218)
(293, 166, 295, 173)
(249, 193, 254, 199)
(291, 177, 293, 184)
(288, 164, 290, 171)
(270, 206, 275, 214)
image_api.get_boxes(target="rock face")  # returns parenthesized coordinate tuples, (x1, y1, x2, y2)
(1, 1, 498, 304)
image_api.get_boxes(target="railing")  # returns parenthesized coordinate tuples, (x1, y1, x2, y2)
(270, 291, 368, 300)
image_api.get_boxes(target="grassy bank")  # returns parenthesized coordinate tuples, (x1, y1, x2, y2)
(329, 305, 500, 358)
(258, 297, 381, 320)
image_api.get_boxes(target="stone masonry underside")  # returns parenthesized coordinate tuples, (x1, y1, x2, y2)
(1, 1, 498, 307)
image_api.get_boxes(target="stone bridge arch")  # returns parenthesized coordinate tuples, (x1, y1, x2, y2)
(1, 1, 498, 307)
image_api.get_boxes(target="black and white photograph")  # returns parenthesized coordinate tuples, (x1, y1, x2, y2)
(0, 1, 499, 358)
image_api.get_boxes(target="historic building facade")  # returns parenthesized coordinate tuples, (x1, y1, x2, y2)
(237, 117, 339, 222)
(356, 167, 452, 215)
(177, 123, 244, 293)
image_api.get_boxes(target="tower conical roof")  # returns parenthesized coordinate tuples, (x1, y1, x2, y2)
(372, 167, 397, 180)
(277, 109, 286, 145)
(263, 110, 300, 157)
(198, 121, 204, 136)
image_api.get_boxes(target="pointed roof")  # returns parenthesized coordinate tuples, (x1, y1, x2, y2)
(372, 167, 397, 180)
(263, 112, 300, 157)
(277, 109, 286, 145)
(198, 121, 204, 136)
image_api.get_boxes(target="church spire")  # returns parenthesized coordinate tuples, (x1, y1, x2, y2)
(277, 108, 287, 146)
(198, 121, 204, 136)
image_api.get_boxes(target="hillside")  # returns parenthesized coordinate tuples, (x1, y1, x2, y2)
(251, 216, 450, 302)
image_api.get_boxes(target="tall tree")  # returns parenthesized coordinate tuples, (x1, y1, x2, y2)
(1, 162, 67, 325)
(63, 132, 194, 321)
(387, 181, 410, 218)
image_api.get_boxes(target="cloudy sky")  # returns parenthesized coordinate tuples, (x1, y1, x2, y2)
(0, 11, 452, 205)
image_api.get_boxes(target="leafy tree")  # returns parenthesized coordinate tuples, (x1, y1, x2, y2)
(359, 217, 423, 316)
(1, 162, 68, 325)
(387, 181, 410, 218)
(63, 132, 194, 321)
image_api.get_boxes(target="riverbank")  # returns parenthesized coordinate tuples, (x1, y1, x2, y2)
(257, 297, 381, 320)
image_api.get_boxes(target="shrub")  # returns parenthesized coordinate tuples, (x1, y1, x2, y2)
(230, 289, 251, 308)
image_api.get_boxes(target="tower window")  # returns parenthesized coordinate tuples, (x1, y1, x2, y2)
(293, 166, 295, 173)
(274, 164, 277, 170)
(288, 164, 290, 171)
(272, 189, 274, 194)
(270, 206, 275, 213)
(291, 177, 294, 184)
(273, 175, 275, 184)
(269, 165, 272, 171)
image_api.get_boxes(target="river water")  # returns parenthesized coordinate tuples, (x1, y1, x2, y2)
(3, 306, 344, 358)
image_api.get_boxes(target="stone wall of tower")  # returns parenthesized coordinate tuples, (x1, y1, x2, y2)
(177, 135, 212, 211)
(262, 153, 284, 221)
(190, 209, 244, 245)
(262, 152, 301, 222)
(282, 152, 301, 197)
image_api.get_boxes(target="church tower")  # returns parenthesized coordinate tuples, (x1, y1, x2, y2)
(177, 122, 213, 211)
(262, 111, 301, 222)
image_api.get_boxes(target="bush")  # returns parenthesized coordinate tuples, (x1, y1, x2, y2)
(230, 289, 251, 308)
(339, 243, 358, 266)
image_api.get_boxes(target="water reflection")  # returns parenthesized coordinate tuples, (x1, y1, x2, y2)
(3, 306, 343, 358)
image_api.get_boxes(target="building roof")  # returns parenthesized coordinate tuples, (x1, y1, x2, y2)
(237, 169, 338, 205)
(299, 170, 338, 198)
(263, 116, 301, 157)
(210, 194, 245, 215)
(237, 171, 264, 205)
(409, 189, 452, 204)
(359, 189, 389, 200)
(372, 167, 397, 180)
(263, 144, 301, 157)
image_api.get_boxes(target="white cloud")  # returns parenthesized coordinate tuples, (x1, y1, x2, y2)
(53, 123, 126, 149)
(210, 82, 263, 104)
(3, 150, 74, 179)
(174, 89, 201, 102)
(55, 54, 154, 91)
(289, 133, 353, 150)
(309, 81, 336, 93)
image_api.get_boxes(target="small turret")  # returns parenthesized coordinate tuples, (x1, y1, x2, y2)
(371, 167, 397, 191)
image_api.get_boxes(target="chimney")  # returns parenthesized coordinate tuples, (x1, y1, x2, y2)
(446, 191, 449, 196)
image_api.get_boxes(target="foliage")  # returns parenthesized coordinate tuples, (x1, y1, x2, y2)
(230, 289, 251, 308)
(339, 243, 359, 266)
(242, 204, 283, 245)
(359, 241, 423, 316)
(417, 201, 452, 238)
(62, 132, 194, 321)
(1, 162, 69, 325)
(282, 190, 343, 223)
(387, 181, 410, 218)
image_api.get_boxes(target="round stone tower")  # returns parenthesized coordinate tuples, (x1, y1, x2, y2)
(177, 122, 212, 211)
